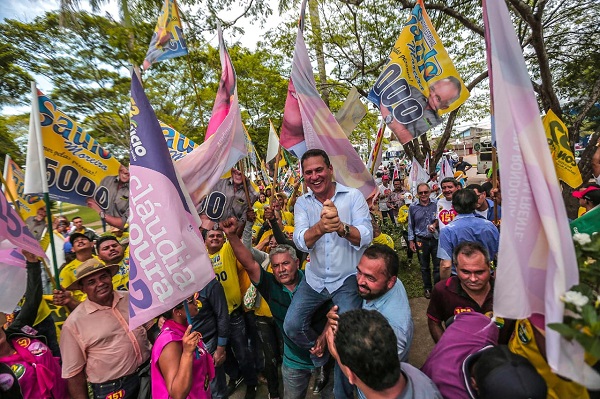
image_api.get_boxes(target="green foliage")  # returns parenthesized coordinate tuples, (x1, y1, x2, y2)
(0, 116, 26, 172)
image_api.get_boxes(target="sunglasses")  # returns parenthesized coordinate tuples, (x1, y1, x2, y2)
(418, 191, 430, 195)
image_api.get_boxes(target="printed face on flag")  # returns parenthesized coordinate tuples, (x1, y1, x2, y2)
(142, 0, 188, 70)
(367, 0, 469, 145)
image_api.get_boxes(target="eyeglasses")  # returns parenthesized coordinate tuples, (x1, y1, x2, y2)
(417, 191, 429, 195)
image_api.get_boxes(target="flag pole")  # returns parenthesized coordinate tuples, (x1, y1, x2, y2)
(29, 82, 60, 288)
(0, 172, 58, 288)
(491, 147, 499, 226)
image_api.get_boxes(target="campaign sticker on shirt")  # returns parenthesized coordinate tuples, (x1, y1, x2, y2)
(105, 388, 125, 399)
(20, 325, 38, 336)
(28, 341, 48, 356)
(15, 337, 30, 348)
(453, 307, 474, 315)
(0, 373, 15, 391)
(10, 364, 25, 379)
(438, 209, 457, 225)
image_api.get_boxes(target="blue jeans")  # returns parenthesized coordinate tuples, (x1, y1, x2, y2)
(225, 309, 258, 386)
(281, 364, 333, 399)
(283, 275, 361, 398)
(91, 373, 140, 399)
(204, 335, 228, 399)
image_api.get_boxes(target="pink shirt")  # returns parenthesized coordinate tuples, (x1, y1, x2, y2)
(60, 291, 151, 383)
(151, 319, 215, 399)
(0, 337, 68, 398)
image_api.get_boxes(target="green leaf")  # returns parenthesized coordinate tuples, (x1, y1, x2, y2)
(548, 323, 578, 340)
(582, 304, 598, 325)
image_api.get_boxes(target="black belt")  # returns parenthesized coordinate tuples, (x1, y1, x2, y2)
(91, 359, 149, 387)
(416, 235, 435, 240)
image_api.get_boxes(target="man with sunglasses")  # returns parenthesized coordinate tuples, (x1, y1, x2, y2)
(407, 183, 439, 299)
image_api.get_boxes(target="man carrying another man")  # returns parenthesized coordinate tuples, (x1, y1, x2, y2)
(286, 149, 372, 398)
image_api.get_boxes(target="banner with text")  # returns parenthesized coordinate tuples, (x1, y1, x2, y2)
(35, 91, 123, 211)
(542, 110, 583, 188)
(367, 0, 469, 145)
(128, 73, 215, 330)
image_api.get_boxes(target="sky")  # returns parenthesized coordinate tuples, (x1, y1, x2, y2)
(0, 0, 282, 114)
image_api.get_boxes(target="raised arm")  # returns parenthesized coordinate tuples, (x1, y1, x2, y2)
(221, 217, 261, 283)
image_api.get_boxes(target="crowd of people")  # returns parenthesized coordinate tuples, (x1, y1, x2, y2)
(2, 145, 600, 399)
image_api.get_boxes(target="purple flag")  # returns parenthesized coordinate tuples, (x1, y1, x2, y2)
(280, 0, 377, 200)
(128, 73, 215, 330)
(483, 0, 599, 388)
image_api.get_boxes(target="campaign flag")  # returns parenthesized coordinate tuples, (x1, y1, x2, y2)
(335, 87, 367, 137)
(280, 0, 377, 199)
(25, 90, 122, 211)
(408, 157, 429, 194)
(367, 0, 469, 145)
(483, 0, 600, 388)
(542, 110, 583, 188)
(0, 249, 27, 313)
(242, 125, 258, 168)
(439, 156, 454, 180)
(367, 121, 385, 175)
(3, 155, 45, 220)
(424, 153, 430, 174)
(0, 186, 46, 259)
(142, 0, 188, 70)
(266, 120, 280, 163)
(175, 25, 247, 208)
(161, 121, 198, 161)
(24, 82, 47, 196)
(128, 73, 215, 330)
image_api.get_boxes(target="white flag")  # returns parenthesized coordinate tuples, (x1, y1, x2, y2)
(24, 82, 48, 195)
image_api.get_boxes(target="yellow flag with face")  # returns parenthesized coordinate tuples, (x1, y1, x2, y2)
(542, 110, 582, 188)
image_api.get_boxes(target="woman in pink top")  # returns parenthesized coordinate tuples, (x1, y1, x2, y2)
(151, 298, 215, 399)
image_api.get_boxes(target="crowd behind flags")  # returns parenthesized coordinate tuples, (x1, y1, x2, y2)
(3, 0, 599, 396)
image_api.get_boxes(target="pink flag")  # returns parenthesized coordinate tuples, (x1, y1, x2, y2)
(483, 0, 599, 388)
(175, 25, 247, 208)
(0, 187, 46, 259)
(279, 0, 377, 200)
(128, 73, 215, 330)
(0, 249, 27, 313)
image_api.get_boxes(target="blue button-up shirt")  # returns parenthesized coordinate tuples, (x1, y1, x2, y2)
(363, 280, 413, 362)
(407, 200, 438, 241)
(294, 183, 372, 293)
(438, 213, 500, 265)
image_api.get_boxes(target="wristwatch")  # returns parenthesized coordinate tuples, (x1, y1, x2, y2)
(338, 223, 350, 238)
(100, 211, 106, 220)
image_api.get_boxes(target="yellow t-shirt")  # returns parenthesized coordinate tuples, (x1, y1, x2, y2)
(59, 250, 130, 302)
(509, 319, 589, 399)
(372, 233, 395, 249)
(281, 211, 294, 227)
(209, 241, 243, 314)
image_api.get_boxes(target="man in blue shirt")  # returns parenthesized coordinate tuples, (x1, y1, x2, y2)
(438, 189, 500, 279)
(407, 183, 439, 298)
(466, 184, 501, 223)
(287, 149, 372, 398)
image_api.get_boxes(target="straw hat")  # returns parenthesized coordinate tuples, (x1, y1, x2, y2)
(66, 259, 118, 291)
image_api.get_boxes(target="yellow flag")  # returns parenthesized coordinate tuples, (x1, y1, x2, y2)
(542, 110, 582, 188)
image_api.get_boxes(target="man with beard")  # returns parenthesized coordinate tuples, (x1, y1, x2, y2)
(95, 235, 129, 291)
(327, 244, 413, 363)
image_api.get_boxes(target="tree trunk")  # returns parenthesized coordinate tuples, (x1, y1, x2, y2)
(308, 0, 330, 107)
